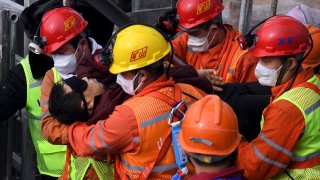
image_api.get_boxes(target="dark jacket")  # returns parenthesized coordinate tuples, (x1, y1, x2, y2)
(76, 52, 214, 125)
(0, 52, 53, 121)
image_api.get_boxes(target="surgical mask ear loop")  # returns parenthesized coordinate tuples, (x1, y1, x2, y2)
(205, 26, 216, 50)
(275, 61, 288, 86)
(75, 41, 86, 66)
(133, 72, 142, 94)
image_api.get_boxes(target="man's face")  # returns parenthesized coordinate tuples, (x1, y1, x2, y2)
(63, 78, 105, 115)
(259, 56, 283, 70)
(52, 42, 84, 62)
(186, 19, 225, 51)
(51, 39, 87, 78)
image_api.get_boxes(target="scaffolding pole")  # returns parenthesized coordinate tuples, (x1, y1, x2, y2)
(238, 0, 253, 34)
(270, 0, 278, 16)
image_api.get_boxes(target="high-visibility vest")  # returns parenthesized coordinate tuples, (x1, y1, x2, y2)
(52, 68, 114, 179)
(118, 83, 205, 179)
(261, 75, 320, 179)
(20, 56, 66, 177)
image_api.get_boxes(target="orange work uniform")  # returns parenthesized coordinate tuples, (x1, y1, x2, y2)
(68, 75, 206, 179)
(172, 24, 258, 83)
(237, 69, 320, 179)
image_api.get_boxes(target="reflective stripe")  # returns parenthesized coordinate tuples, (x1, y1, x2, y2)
(260, 133, 293, 157)
(121, 158, 177, 172)
(173, 54, 187, 65)
(29, 80, 43, 88)
(133, 137, 140, 142)
(292, 151, 320, 162)
(97, 121, 113, 151)
(89, 128, 98, 152)
(28, 113, 42, 120)
(140, 112, 170, 128)
(228, 68, 234, 74)
(305, 100, 320, 115)
(40, 101, 48, 107)
(253, 144, 287, 169)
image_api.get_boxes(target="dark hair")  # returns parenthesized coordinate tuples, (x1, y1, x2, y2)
(190, 150, 237, 167)
(19, 0, 63, 38)
(67, 30, 93, 52)
(48, 83, 87, 125)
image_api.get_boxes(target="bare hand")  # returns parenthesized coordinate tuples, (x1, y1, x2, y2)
(197, 69, 224, 92)
(82, 77, 105, 97)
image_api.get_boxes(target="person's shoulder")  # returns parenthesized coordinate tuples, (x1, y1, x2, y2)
(43, 68, 55, 84)
(44, 68, 54, 77)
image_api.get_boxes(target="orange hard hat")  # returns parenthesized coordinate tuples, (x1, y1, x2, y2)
(303, 25, 320, 69)
(178, 95, 240, 156)
(40, 7, 88, 54)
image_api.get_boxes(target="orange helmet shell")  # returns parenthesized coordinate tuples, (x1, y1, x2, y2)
(178, 95, 240, 156)
(40, 7, 88, 54)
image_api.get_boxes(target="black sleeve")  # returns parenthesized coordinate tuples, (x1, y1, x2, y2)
(0, 64, 27, 121)
(215, 81, 271, 141)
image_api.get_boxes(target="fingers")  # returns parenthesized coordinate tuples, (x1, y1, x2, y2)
(210, 75, 224, 86)
(82, 77, 89, 82)
(212, 85, 223, 92)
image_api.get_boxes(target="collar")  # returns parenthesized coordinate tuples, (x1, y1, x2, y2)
(135, 74, 175, 97)
(271, 69, 314, 101)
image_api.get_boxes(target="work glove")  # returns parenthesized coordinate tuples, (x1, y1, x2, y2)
(155, 8, 179, 39)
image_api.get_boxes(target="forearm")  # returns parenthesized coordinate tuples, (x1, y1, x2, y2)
(40, 70, 69, 144)
(237, 102, 305, 179)
(68, 105, 137, 157)
(41, 114, 69, 144)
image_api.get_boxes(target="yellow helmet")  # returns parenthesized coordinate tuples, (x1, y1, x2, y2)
(109, 25, 171, 74)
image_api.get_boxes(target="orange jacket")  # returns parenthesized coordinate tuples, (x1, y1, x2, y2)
(237, 69, 320, 179)
(68, 75, 206, 179)
(172, 24, 258, 83)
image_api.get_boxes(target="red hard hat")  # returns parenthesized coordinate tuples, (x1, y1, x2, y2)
(176, 0, 224, 29)
(251, 15, 311, 58)
(178, 95, 240, 156)
(40, 7, 88, 54)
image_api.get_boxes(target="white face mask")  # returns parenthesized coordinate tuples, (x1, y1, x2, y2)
(255, 62, 283, 87)
(187, 27, 215, 52)
(116, 73, 142, 95)
(52, 44, 84, 79)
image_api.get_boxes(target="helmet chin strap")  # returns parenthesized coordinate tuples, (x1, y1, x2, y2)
(275, 60, 289, 86)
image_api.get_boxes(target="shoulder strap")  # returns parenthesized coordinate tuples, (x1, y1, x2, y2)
(147, 84, 182, 106)
(138, 84, 183, 180)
